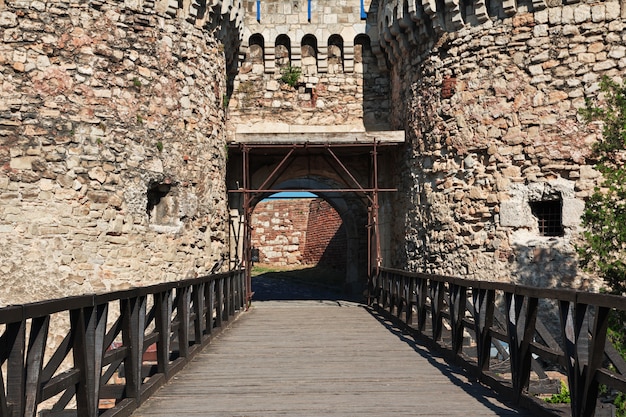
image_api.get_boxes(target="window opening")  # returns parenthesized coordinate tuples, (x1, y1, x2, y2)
(147, 183, 179, 227)
(530, 200, 563, 237)
(328, 35, 344, 73)
(301, 34, 318, 75)
(276, 34, 291, 68)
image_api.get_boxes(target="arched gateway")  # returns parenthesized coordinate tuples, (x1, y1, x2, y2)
(226, 0, 404, 301)
(226, 135, 403, 300)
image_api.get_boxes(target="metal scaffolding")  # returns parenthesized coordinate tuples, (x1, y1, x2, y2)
(227, 141, 398, 303)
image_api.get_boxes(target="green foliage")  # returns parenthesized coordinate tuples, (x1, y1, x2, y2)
(156, 141, 163, 152)
(579, 77, 626, 159)
(545, 380, 571, 404)
(578, 76, 626, 295)
(615, 392, 626, 417)
(280, 64, 302, 88)
(579, 76, 626, 415)
(136, 114, 143, 124)
(132, 77, 142, 89)
(222, 93, 230, 109)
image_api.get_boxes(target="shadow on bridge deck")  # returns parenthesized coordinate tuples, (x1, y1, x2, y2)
(130, 278, 548, 417)
(251, 271, 360, 302)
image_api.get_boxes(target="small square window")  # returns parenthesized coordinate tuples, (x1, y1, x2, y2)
(530, 200, 563, 237)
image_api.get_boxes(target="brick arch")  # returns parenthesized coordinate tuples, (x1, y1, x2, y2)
(247, 176, 368, 292)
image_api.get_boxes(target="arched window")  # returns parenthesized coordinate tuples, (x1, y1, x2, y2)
(354, 34, 372, 73)
(301, 34, 318, 74)
(275, 34, 291, 67)
(248, 34, 264, 65)
(328, 35, 344, 73)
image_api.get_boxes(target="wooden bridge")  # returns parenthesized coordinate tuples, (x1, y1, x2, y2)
(130, 300, 531, 417)
(0, 269, 624, 417)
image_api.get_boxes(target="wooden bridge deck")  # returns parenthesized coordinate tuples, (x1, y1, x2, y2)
(131, 300, 533, 417)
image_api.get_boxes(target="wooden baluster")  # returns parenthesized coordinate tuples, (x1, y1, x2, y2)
(389, 274, 400, 315)
(240, 270, 247, 310)
(233, 273, 239, 313)
(472, 287, 494, 372)
(6, 320, 25, 417)
(374, 271, 381, 306)
(560, 295, 612, 417)
(386, 274, 391, 314)
(0, 361, 8, 417)
(177, 287, 191, 359)
(505, 292, 538, 402)
(380, 271, 387, 310)
(416, 276, 427, 332)
(430, 280, 445, 341)
(230, 274, 237, 312)
(559, 298, 586, 417)
(449, 283, 467, 355)
(205, 281, 215, 336)
(215, 279, 224, 329)
(397, 275, 406, 319)
(404, 276, 414, 326)
(223, 277, 230, 322)
(581, 304, 610, 417)
(155, 290, 173, 379)
(227, 275, 234, 318)
(403, 275, 412, 325)
(72, 304, 107, 417)
(121, 295, 147, 404)
(23, 315, 49, 417)
(192, 284, 204, 345)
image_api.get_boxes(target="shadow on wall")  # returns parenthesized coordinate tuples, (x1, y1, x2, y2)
(304, 223, 347, 272)
(511, 240, 583, 290)
(510, 240, 586, 344)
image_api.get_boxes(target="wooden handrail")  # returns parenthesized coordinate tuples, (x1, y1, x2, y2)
(0, 270, 246, 417)
(372, 267, 626, 417)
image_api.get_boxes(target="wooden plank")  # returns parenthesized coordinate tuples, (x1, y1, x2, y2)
(7, 320, 25, 417)
(24, 315, 49, 417)
(130, 301, 536, 417)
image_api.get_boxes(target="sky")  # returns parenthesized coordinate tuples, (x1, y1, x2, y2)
(264, 191, 317, 200)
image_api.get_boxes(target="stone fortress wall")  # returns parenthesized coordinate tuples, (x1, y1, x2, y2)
(1, 0, 624, 306)
(0, 0, 243, 305)
(377, 0, 624, 289)
(227, 0, 392, 134)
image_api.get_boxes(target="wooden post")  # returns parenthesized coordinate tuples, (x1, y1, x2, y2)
(505, 293, 538, 402)
(155, 291, 173, 379)
(429, 280, 445, 342)
(23, 316, 49, 417)
(177, 287, 191, 359)
(472, 288, 494, 372)
(449, 283, 467, 355)
(6, 320, 25, 417)
(72, 304, 107, 417)
(416, 276, 428, 332)
(205, 281, 215, 336)
(192, 283, 205, 344)
(122, 296, 147, 404)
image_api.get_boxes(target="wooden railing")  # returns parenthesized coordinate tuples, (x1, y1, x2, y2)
(371, 268, 626, 417)
(0, 270, 246, 417)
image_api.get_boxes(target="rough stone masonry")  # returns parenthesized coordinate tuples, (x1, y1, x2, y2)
(0, 0, 242, 304)
(1, 0, 624, 305)
(378, 0, 626, 291)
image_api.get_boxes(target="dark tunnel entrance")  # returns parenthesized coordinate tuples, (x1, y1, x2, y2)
(249, 191, 354, 301)
(226, 142, 400, 303)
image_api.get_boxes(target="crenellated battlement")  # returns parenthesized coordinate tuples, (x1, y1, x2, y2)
(238, 0, 376, 73)
(375, 0, 622, 65)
